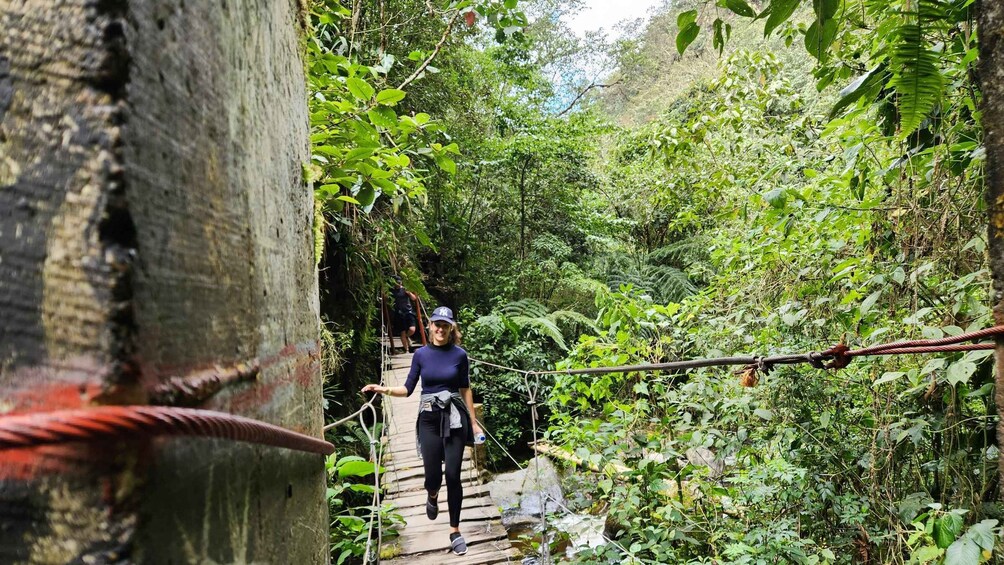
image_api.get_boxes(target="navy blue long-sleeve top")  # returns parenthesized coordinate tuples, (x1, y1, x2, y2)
(403, 343, 470, 396)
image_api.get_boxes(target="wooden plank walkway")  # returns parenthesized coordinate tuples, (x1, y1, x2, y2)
(380, 350, 518, 564)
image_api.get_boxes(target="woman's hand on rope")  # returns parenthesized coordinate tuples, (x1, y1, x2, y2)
(362, 384, 386, 395)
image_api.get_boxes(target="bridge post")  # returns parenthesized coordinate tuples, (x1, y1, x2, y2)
(0, 1, 328, 561)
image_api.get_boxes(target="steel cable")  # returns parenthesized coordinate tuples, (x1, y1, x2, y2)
(0, 406, 334, 454)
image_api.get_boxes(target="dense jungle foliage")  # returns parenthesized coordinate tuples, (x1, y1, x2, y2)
(311, 0, 1000, 562)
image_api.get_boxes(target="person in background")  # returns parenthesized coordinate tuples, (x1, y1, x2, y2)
(361, 306, 482, 556)
(390, 275, 418, 353)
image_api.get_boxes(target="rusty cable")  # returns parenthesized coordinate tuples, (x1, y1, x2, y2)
(0, 406, 334, 454)
(513, 325, 1004, 378)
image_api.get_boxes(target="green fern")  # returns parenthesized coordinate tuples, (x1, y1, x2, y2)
(647, 237, 709, 266)
(606, 261, 697, 304)
(502, 299, 550, 319)
(473, 299, 598, 351)
(510, 316, 568, 350)
(645, 264, 698, 301)
(888, 2, 945, 137)
(547, 309, 599, 335)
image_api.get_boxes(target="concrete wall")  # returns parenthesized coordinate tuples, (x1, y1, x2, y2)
(0, 1, 327, 562)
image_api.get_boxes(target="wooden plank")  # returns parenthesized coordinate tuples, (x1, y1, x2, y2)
(383, 544, 519, 565)
(393, 525, 508, 555)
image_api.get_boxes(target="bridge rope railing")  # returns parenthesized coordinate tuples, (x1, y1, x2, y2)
(322, 293, 390, 563)
(0, 405, 335, 454)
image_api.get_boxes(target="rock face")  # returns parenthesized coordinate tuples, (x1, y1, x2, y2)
(0, 1, 327, 562)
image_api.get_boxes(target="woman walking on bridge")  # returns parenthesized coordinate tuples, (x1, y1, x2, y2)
(362, 305, 483, 556)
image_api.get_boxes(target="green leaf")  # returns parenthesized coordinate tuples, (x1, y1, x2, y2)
(367, 106, 397, 128)
(966, 520, 998, 550)
(337, 195, 361, 204)
(346, 77, 375, 100)
(813, 0, 839, 19)
(345, 147, 376, 162)
(724, 0, 755, 18)
(677, 9, 698, 29)
(764, 188, 787, 209)
(945, 538, 980, 565)
(859, 290, 882, 315)
(676, 22, 700, 54)
(911, 546, 943, 562)
(337, 460, 376, 478)
(874, 371, 905, 386)
(436, 155, 457, 175)
(946, 360, 977, 387)
(376, 88, 406, 105)
(713, 18, 725, 54)
(763, 0, 800, 36)
(830, 65, 889, 118)
(753, 408, 773, 420)
(414, 226, 438, 252)
(804, 18, 838, 61)
(356, 184, 377, 207)
(935, 513, 964, 548)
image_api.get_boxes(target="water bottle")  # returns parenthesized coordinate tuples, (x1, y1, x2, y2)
(474, 432, 486, 445)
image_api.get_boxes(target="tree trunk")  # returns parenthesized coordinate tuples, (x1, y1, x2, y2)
(517, 155, 532, 260)
(0, 1, 327, 562)
(979, 0, 1004, 493)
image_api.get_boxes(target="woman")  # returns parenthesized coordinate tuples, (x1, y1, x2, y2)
(362, 305, 483, 556)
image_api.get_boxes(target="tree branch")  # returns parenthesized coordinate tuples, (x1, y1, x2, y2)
(556, 79, 622, 117)
(397, 10, 461, 91)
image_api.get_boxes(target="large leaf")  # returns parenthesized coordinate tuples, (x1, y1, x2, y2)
(966, 520, 999, 550)
(367, 106, 397, 128)
(805, 18, 838, 61)
(376, 88, 406, 105)
(944, 539, 980, 565)
(346, 77, 375, 100)
(934, 513, 964, 549)
(676, 10, 700, 54)
(830, 65, 889, 118)
(723, 0, 755, 18)
(337, 460, 378, 478)
(763, 0, 800, 36)
(946, 360, 977, 387)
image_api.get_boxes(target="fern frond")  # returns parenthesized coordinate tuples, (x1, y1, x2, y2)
(889, 14, 943, 136)
(547, 309, 599, 335)
(473, 313, 505, 333)
(647, 237, 709, 265)
(644, 264, 697, 303)
(502, 298, 549, 318)
(510, 315, 568, 350)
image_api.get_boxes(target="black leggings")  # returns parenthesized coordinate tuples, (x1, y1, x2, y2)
(418, 410, 468, 527)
